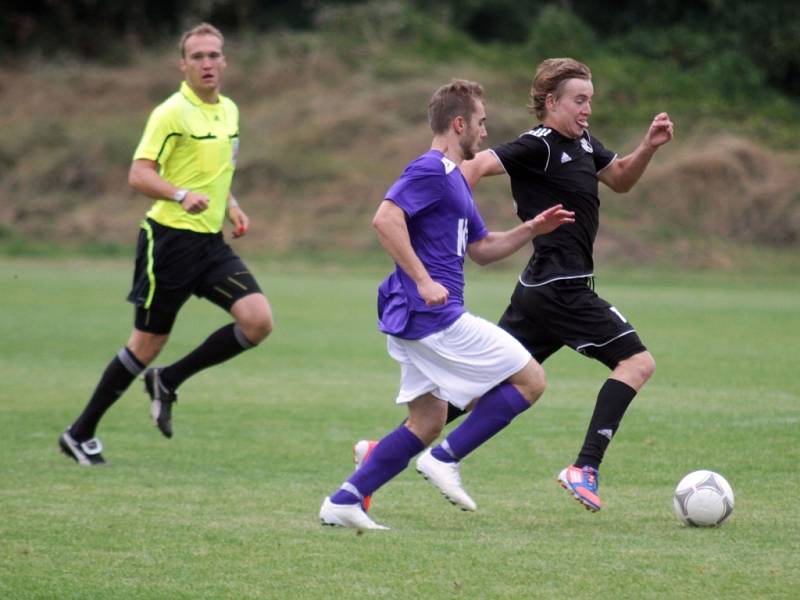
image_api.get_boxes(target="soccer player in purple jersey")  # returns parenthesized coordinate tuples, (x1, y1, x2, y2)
(461, 58, 674, 512)
(319, 80, 574, 530)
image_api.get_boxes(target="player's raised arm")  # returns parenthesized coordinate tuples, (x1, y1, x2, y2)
(599, 112, 674, 193)
(467, 204, 574, 265)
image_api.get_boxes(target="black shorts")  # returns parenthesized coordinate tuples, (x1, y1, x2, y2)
(498, 278, 646, 370)
(127, 218, 262, 334)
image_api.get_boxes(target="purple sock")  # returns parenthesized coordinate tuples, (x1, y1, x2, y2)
(330, 425, 424, 505)
(433, 383, 530, 461)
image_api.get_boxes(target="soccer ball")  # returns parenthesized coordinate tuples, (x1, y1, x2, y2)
(673, 470, 734, 527)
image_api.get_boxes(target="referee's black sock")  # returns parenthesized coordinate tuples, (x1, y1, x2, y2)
(159, 323, 254, 390)
(575, 378, 637, 470)
(70, 347, 144, 440)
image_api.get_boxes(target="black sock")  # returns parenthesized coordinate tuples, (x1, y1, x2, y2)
(159, 323, 254, 390)
(70, 347, 144, 440)
(576, 379, 637, 470)
(401, 403, 466, 429)
(445, 403, 467, 425)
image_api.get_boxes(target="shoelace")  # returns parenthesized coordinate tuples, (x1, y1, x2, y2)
(583, 467, 597, 489)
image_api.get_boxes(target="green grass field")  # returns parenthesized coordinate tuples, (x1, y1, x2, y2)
(1, 257, 798, 599)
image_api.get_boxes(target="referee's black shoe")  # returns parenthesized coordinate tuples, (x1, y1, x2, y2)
(144, 368, 177, 439)
(59, 428, 106, 466)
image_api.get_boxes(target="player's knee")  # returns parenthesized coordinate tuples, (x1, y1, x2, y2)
(646, 355, 656, 380)
(127, 331, 168, 365)
(518, 360, 546, 405)
(635, 351, 656, 383)
(251, 314, 273, 343)
(237, 310, 273, 345)
(618, 351, 656, 389)
(231, 293, 274, 345)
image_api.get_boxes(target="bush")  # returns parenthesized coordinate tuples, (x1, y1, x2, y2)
(525, 5, 596, 62)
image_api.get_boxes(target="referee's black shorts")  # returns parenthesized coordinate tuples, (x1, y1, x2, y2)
(127, 218, 262, 334)
(498, 278, 647, 370)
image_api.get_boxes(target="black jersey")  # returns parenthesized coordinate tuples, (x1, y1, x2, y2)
(492, 126, 616, 284)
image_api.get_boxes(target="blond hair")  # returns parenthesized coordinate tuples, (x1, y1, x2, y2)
(179, 23, 224, 57)
(527, 58, 591, 120)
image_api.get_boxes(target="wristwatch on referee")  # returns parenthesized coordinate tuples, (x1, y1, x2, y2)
(173, 189, 189, 203)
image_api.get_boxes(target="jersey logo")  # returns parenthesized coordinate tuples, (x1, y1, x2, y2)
(597, 428, 614, 441)
(560, 152, 572, 163)
(526, 127, 552, 138)
(581, 137, 593, 153)
(441, 156, 457, 174)
(456, 218, 469, 257)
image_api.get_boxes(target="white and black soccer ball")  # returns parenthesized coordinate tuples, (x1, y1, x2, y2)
(673, 470, 734, 527)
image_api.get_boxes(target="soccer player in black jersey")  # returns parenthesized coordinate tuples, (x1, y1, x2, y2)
(459, 57, 674, 511)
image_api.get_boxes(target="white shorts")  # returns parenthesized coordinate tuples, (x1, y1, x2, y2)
(387, 312, 532, 410)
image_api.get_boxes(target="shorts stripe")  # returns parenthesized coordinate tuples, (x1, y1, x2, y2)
(213, 286, 233, 299)
(141, 220, 157, 310)
(517, 273, 593, 288)
(227, 275, 248, 290)
(576, 329, 636, 351)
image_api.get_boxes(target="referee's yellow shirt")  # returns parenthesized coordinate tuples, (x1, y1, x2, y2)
(133, 81, 239, 234)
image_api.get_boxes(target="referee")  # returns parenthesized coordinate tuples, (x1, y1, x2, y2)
(59, 23, 273, 465)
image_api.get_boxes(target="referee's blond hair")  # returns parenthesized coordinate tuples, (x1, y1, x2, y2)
(179, 23, 224, 57)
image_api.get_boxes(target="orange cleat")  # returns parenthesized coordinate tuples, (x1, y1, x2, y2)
(558, 464, 602, 512)
(352, 440, 379, 511)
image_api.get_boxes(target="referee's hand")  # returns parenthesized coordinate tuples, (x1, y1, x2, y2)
(229, 205, 250, 238)
(182, 192, 209, 214)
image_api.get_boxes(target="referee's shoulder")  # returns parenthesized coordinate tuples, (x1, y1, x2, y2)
(220, 93, 239, 117)
(219, 92, 237, 107)
(149, 90, 185, 117)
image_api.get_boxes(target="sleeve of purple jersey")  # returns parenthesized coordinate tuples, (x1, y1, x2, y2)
(467, 200, 489, 243)
(384, 164, 445, 218)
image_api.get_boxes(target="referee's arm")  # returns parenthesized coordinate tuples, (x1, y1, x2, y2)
(129, 159, 208, 214)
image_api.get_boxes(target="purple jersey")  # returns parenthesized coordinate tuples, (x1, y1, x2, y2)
(377, 150, 489, 339)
